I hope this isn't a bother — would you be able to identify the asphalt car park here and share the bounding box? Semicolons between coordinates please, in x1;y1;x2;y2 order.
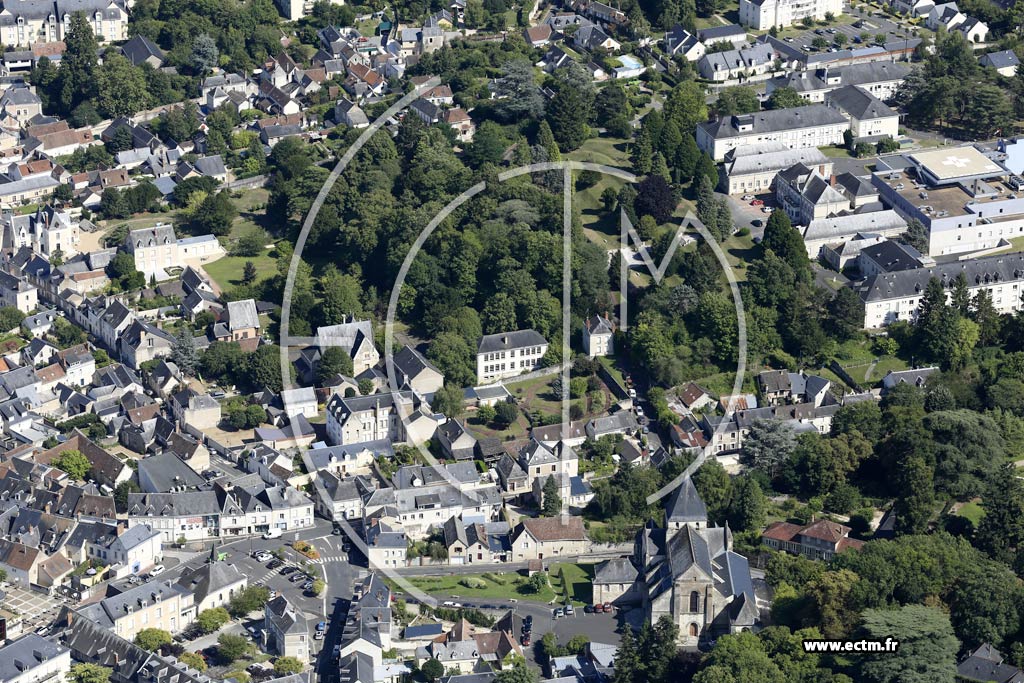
782;13;918;54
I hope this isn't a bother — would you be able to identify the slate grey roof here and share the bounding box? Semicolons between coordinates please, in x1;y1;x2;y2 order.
303;440;393;471
176;561;245;605
826;84;897;121
698;105;848;140
803;210;906;242
665;477;707;524
980;49;1020;70
138;453;206;493
477;329;547;354
699;43;773;75
593;557;638;584
858;252;1024;302
767;61;911;94
957;644;1024;683
120;34;165;66
0;634;68;682
860;240;925;273
697;24;745;40
393;345;441;383
109;523;159;553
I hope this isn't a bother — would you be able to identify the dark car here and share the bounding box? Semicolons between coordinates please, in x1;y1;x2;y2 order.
268;559;284;569
280;566;297;575
751;219;763;227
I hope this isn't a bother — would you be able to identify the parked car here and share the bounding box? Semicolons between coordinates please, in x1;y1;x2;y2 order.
281;566;297;575
268;559;283;570
762;206;774;214
593;604;604;613
564;604;574;615
553;608;564;619
751;199;764;206
289;573;306;583
151;564;165;576
603;602;613;612
524;615;533;627
521;634;531;646
741;194;754;201
303;581;314;591
751;219;763;227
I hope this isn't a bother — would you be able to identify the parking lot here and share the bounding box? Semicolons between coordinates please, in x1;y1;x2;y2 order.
3;586;64;632
778;10;920;55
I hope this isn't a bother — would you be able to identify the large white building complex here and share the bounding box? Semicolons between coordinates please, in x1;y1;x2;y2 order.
872;146;1024;257
857;252;1024;328
697;106;849;161
739;0;843;29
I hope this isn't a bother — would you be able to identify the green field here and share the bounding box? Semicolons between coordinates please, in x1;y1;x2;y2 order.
203;252;277;291
403;572;558;603
551;562;594;605
955;501;984;525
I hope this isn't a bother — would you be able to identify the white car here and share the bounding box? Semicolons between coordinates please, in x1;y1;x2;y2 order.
741;194;754;201
635;406;644;418
628;388;637;399
150;564;165;576
762;206;774;214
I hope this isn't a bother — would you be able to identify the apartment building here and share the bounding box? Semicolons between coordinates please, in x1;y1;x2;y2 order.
739;0;843;29
0;0;128;47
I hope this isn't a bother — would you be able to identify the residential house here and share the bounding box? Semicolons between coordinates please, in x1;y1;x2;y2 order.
436;420;477;460
120;35;165;67
317;319;380;376
761;518;864;560
664;25;706;61
264;593;307;659
393;345;444;395
980;49;1020;76
697;43;776;83
510;516;589;562
582;313;615;357
169;387;221;430
175;561;248;612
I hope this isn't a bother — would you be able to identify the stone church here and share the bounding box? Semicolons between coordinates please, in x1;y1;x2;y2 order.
594;477;760;646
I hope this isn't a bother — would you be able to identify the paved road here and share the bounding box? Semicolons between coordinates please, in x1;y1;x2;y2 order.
392;550;631;577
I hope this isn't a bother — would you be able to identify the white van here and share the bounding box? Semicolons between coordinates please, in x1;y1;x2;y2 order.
263;528;283;539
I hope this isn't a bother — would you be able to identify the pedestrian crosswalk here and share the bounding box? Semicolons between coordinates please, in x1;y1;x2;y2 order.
309;553;350;565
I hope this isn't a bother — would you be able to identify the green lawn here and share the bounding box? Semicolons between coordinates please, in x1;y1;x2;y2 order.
551;563;594;605
955;501;984;525
721;232;757;283
203;252;277;291
820;145;855;159
402;572;559;604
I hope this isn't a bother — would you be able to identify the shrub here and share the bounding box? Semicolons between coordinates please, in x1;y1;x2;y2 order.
460;577;487;589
